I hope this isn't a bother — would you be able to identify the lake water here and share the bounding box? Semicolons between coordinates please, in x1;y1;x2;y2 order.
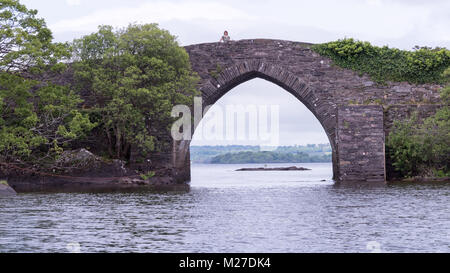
0;163;449;253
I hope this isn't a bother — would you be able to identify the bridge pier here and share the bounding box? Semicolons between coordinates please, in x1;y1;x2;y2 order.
336;105;386;183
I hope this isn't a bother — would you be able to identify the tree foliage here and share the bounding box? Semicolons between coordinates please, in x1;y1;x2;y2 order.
72;24;198;160
313;38;450;84
1;1;199;169
0;0;69;71
0;0;95;166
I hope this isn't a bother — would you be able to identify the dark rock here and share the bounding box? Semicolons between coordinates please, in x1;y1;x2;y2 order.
6;173;182;193
54;149;130;177
56;148;101;169
236;166;311;171
0;182;17;196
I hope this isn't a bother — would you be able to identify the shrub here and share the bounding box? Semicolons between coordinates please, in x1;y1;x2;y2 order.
387;68;450;177
313;38;450;84
140;171;155;180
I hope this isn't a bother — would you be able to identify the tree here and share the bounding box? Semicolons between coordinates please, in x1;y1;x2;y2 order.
0;0;68;71
419;67;450;175
0;0;95;166
72;24;198;160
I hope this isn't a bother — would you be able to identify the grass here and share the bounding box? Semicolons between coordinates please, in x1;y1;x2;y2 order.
140;171;156;180
0;180;9;186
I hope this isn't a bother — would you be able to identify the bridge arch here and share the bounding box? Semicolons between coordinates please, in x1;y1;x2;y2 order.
200;62;337;147
194;61;339;178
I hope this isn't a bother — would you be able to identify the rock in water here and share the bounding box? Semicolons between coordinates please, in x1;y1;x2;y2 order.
0;182;17;196
235;166;311;171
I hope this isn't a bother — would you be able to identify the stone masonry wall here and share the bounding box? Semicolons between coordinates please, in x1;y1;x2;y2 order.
185;39;442;108
336;105;386;182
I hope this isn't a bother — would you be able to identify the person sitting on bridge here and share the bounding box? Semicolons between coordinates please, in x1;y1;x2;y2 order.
220;31;231;43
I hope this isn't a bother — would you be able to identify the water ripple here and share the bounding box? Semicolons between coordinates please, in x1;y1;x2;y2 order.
0;163;449;252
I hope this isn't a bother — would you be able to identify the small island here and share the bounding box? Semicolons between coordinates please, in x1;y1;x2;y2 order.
235;166;311;171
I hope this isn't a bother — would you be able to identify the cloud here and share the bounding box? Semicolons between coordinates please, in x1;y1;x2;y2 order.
49;0;450;49
51;1;254;34
66;0;81;6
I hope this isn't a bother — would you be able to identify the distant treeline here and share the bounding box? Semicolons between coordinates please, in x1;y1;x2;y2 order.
190;144;332;163
210;151;331;164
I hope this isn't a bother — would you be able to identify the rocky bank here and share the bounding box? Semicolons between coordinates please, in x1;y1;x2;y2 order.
0;149;189;193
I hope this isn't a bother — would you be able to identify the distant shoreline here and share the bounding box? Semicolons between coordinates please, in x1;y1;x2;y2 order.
190;145;332;164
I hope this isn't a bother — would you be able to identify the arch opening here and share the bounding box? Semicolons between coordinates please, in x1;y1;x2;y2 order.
188;75;337;183
202;70;337;150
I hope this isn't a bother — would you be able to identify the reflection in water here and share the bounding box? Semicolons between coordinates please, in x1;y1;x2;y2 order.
0;163;449;253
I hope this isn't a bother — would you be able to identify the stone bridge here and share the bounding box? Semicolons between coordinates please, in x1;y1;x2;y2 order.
166;39;442;185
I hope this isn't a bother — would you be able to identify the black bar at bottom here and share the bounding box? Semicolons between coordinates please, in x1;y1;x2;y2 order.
0;253;444;272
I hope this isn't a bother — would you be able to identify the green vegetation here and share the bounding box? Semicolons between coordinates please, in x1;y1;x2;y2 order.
0;0;69;71
210;64;223;79
0;0;94;166
387;68;450;178
72;24;198;160
313;38;450;84
191;144;332;163
140;171;155;180
191;145;260;163
0;180;8;186
0;1;198;172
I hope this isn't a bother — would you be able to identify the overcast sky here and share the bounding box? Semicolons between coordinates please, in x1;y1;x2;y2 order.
21;0;450;146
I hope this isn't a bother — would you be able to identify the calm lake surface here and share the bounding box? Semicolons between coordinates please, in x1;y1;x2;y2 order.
0;163;449;253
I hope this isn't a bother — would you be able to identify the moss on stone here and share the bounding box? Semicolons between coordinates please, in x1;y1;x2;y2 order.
210;63;223;79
